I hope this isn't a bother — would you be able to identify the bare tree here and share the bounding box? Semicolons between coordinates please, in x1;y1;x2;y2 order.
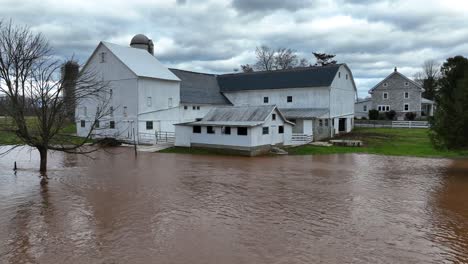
254;45;275;71
0;20;109;183
240;45;310;72
414;59;440;100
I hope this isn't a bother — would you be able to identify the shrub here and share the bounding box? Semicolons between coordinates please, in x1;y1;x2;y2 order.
405;112;416;121
368;109;379;120
385;110;397;120
361;116;368;120
378;113;387;120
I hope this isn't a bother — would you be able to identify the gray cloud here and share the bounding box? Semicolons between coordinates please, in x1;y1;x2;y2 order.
0;0;467;97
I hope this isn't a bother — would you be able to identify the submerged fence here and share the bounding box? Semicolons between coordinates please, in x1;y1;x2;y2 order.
138;131;175;145
355;120;429;129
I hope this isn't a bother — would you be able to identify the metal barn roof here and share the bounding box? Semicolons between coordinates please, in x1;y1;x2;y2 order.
279;108;329;119
102;42;180;81
169;69;231;105
217;64;342;92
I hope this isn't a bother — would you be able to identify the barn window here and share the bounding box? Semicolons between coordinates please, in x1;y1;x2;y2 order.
110;121;115;129
184;105;188;110
100;52;106;63
80;120;85;127
338;72;341;78
404;103;409;111
383;92;388;99
272;113;276;120
405;82;409;86
196;106;200;110
278;126;284;134
263;97;269;103
262;127;269;135
207;126;215;134
346;74;348;80
363;105;367;112
383;82;388;87
319;119;323;127
287;96;293;103
404;92;409;99
83;107;87;116
222;126;231;135
237;127;248;136
193;126;201;133
109;89;113;98
325;119;329;126
110;106;114;117
95;120;100;128
168;97;173;107
123;106;128;117
146;121;153;130
147;97;152;107
193;106;196;110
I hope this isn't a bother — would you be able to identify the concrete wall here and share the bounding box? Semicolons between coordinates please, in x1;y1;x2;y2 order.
371;72;422;119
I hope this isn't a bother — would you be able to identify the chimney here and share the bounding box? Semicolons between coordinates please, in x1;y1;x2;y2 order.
394;67;397;72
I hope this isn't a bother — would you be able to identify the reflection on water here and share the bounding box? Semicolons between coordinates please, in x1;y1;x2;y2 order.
0;146;467;263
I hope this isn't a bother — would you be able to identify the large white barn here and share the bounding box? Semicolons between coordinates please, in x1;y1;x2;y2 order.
76;34;357;148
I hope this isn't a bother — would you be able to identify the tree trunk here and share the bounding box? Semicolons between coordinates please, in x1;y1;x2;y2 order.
38;147;48;185
38;147;48;173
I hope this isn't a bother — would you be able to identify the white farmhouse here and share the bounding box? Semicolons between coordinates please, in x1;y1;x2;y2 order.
76;34;357;147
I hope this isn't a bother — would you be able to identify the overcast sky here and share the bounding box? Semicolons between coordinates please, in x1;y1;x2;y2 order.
1;0;467;97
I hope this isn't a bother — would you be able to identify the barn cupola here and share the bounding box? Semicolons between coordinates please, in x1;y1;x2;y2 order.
130;34;154;55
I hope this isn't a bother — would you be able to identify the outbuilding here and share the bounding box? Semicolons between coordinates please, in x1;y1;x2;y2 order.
175;105;294;156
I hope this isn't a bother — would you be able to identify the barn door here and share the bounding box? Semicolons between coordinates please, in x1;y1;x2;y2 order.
339;118;346;132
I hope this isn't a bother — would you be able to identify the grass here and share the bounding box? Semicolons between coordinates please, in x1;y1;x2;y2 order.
161;128;468;158
287;127;468;158
0;116;80;146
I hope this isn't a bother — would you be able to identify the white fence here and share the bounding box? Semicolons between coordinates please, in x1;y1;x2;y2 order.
138;131;175;145
355;120;429;128
291;133;313;144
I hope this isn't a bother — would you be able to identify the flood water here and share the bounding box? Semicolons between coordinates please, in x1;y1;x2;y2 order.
0;146;468;263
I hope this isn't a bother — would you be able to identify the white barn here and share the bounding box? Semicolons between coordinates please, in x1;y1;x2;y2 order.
76;34;357;147
175;105;294;155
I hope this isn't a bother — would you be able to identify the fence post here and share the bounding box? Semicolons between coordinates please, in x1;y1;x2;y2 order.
409;121;412;128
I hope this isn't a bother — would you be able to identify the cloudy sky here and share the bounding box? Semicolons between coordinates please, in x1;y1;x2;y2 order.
1;0;467;97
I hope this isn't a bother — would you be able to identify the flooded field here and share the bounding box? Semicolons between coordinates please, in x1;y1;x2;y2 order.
0;146;468;263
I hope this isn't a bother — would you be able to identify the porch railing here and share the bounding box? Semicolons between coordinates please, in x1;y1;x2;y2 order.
355;120;429;128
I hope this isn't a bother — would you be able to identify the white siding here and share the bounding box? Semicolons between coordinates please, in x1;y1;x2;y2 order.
329;65;356;118
223;87;330;109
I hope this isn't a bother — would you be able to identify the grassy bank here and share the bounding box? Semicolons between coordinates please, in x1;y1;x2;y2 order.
288;127;468;158
0;116;78;145
161;128;468;158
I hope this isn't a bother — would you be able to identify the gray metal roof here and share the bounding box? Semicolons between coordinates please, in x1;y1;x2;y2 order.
421;98;435;104
178;105;293;127
169;69;231;105
217;64;342;92
278;108;329;119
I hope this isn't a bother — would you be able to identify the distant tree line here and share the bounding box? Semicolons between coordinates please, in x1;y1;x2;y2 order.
239;45;337;72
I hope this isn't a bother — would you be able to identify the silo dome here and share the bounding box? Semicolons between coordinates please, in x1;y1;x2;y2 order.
130;34;154;55
130;34;150;45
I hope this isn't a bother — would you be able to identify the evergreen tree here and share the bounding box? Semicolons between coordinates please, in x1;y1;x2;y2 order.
429;56;468;149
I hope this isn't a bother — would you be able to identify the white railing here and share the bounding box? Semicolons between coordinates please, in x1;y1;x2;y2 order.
355;120;429;128
138;131;175;145
291;133;313;144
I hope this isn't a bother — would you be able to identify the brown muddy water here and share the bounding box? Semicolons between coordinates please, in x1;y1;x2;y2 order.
0;147;468;264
